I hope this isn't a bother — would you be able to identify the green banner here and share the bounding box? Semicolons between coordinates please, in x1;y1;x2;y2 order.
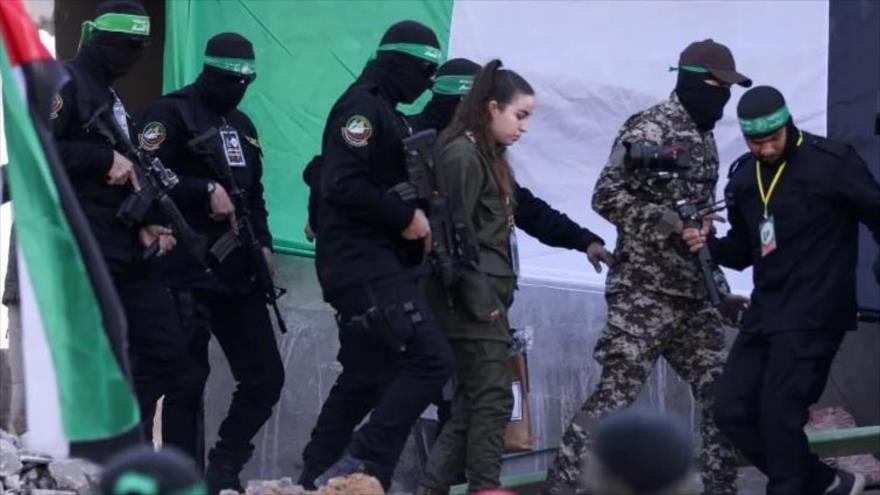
164;0;454;256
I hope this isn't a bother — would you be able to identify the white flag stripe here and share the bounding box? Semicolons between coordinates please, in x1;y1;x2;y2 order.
19;244;68;458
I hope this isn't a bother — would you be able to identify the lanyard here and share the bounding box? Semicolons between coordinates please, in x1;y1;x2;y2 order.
756;160;786;219
755;131;803;219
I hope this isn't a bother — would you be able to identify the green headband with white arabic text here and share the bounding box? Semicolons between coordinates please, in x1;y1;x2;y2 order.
204;56;257;76
377;42;441;64
739;105;791;136
79;13;150;48
432;75;474;96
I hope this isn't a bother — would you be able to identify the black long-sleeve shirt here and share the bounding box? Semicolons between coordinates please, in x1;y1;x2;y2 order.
708;132;880;333
514;184;603;251
315;80;420;294
51;56;141;272
140;85;272;291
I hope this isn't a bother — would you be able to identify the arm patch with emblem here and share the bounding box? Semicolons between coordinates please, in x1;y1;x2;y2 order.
341;115;373;148
139;121;167;151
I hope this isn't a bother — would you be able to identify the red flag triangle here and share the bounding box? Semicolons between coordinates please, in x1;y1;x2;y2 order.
0;0;53;66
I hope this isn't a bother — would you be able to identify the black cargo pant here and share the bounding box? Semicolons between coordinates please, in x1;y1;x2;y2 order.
300;271;454;488
114;267;189;439
161;288;284;465
714;329;843;495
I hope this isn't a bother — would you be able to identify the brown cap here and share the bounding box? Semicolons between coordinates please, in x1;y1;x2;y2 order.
678;39;752;87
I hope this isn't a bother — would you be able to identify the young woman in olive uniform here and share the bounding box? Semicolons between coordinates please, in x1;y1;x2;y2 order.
418;60;536;494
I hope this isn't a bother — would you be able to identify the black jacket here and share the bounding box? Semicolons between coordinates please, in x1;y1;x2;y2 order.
51;56;142;273
140;84;272;291
303;154;322;233
709;132;880;333
315;76;421;294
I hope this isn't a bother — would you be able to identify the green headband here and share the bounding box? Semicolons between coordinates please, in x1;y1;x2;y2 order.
204;56;256;76
79;13;150;48
669;65;710;74
111;472;207;495
432;75;474;96
377;42;441;64
739;105;791;136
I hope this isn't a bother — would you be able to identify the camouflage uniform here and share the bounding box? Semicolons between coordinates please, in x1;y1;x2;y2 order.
544;93;737;495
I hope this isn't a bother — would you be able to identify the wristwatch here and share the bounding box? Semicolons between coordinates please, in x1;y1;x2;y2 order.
206;181;217;195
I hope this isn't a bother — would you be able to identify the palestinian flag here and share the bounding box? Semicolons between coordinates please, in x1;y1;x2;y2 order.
0;0;141;461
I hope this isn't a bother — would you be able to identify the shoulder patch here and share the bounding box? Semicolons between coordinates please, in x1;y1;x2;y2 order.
50;94;63;120
139;121;167;151
341;115;373;148
244;135;260;149
727;151;753;178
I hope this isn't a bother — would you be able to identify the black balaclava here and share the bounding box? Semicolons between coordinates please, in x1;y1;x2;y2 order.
195;33;256;116
737;85;800;166
593;410;694;493
361;20;440;104
79;0;150;84
419;58;481;130
99;445;204;495
675;69;731;133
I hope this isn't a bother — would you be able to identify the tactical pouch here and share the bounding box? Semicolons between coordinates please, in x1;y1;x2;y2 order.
340;300;424;353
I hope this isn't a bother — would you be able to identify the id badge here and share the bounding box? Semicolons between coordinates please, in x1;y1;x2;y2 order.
759;215;777;257
220;127;246;168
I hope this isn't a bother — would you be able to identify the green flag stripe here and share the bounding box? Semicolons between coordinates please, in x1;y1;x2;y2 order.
0;40;140;440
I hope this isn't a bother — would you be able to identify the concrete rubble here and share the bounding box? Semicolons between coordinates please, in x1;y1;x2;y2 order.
223;474;385;495
0;430;100;495
2;429;385;495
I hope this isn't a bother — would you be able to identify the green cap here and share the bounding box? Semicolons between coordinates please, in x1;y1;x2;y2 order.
110;472;206;495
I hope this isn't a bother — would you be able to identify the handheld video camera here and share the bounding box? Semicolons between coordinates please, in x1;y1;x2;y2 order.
624;142;689;172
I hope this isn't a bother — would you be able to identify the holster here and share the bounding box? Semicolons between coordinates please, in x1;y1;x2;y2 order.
337;299;425;353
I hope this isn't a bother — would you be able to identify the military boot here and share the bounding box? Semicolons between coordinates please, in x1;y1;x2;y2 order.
204;447;251;494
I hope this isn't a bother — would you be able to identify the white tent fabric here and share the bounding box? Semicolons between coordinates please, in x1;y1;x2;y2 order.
448;0;829;294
